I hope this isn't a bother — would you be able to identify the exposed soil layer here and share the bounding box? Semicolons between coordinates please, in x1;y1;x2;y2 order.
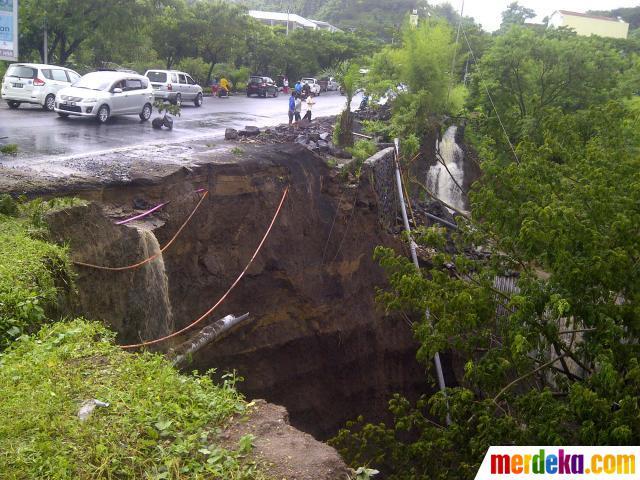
220;399;351;480
45;143;430;440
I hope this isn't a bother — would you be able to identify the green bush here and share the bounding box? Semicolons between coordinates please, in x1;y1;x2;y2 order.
362;120;394;141
344;140;379;178
177;57;210;86
211;62;235;81
229;67;250;90
0;194;18;217
0;320;267;479
0;215;72;349
349;139;378;162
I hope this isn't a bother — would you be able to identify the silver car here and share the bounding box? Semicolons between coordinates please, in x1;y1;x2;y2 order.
144;69;204;107
1;63;81;111
54;71;154;124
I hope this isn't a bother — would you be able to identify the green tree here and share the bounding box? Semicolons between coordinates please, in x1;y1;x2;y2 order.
149;0;198;69
334;61;360;148
467;26;630;158
499;1;535;31
333;102;640;480
190;1;251;83
332;22;640;480
19;0;162;64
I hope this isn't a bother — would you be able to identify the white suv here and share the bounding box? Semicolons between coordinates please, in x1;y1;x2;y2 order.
1;63;81;111
144;69;204;107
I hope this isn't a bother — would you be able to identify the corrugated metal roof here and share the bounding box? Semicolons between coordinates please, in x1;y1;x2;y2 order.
248;10;318;29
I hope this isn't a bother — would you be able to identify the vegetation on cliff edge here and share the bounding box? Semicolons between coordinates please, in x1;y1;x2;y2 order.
0;320;266;479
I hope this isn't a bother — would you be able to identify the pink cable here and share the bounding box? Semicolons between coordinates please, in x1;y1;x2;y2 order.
120;186;290;350
115;202;169;225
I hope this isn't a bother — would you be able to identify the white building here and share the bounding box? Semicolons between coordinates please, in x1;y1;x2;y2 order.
548;10;629;39
309;19;343;33
248;10;341;33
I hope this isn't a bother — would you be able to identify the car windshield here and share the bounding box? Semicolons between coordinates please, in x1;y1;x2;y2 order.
249;77;263;84
146;71;167;82
302;78;314;83
6;65;37;79
72;73;116;91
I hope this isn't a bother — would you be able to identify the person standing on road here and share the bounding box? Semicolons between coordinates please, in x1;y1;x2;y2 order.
302;82;311;99
283;77;289;94
303;95;315;121
288;92;296;125
294;94;302;122
295;81;302;95
219;77;231;97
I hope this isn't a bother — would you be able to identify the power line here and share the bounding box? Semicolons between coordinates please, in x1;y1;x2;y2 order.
460;25;520;165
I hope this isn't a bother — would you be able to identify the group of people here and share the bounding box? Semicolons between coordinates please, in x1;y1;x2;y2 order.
288;90;315;125
210;77;231;97
283;77;313;98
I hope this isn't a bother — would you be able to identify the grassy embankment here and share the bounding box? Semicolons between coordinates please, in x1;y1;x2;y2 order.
0;196;266;479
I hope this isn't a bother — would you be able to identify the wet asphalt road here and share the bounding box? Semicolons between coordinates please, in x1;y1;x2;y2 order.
0;90;351;161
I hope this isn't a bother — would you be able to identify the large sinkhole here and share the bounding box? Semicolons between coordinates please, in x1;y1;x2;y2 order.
46;145;435;439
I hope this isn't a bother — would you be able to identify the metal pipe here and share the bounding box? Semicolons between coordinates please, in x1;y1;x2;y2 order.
394;139;419;267
394;138;451;425
172;313;250;368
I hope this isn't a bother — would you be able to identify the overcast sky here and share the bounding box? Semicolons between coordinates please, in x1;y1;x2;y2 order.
431;0;640;31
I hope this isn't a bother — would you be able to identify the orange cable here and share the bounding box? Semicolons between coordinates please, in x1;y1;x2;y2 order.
120;186;290;350
73;191;209;271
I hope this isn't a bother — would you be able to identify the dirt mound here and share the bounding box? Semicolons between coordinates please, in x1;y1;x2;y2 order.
221;400;350;480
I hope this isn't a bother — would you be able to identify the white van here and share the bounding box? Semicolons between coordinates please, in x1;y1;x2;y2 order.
1;63;81;111
144;69;204;107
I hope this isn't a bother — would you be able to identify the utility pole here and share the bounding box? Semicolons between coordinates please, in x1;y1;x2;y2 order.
43;15;48;64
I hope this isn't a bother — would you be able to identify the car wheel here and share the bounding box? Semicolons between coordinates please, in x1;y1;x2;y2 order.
139;103;152;121
273;89;278;98
7;101;20;109
97;104;110;124
57;112;69;118
174;93;182;107
194;92;203;107
247;92;251;97
44;94;56;112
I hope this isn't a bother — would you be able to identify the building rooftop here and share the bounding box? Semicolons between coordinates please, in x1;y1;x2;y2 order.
309;19;343;32
248;10;318;29
555;10;627;23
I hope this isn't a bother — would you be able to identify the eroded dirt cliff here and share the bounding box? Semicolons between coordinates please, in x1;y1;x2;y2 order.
46;144;429;440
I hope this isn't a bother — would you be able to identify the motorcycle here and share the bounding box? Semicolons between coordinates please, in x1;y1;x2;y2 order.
217;87;229;98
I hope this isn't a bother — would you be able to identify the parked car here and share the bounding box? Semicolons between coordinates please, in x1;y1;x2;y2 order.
247;76;278;98
301;78;321;96
144;69;204;107
1;63;81;111
54;71;154;124
318;77;339;92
